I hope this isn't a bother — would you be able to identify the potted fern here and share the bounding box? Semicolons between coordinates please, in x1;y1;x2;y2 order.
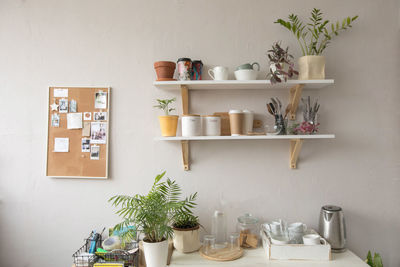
109;172;196;267
172;194;201;253
275;8;358;80
154;98;178;137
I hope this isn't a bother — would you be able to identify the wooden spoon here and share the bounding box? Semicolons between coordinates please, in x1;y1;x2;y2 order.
284;103;292;119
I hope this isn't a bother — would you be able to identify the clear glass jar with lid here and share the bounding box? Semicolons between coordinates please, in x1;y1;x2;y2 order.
236;213;259;248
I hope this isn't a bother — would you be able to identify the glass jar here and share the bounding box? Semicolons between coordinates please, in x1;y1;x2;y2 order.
211;210;227;248
236;213;259;248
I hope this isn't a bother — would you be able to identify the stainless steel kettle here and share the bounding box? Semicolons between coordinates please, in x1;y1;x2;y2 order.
319;205;346;252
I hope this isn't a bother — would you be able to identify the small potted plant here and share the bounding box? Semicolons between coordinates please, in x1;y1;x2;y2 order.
172;194;201;253
267;41;298;84
366;251;383;267
109;172;196;267
275;8;358;80
154;61;176;81
154;98;178;137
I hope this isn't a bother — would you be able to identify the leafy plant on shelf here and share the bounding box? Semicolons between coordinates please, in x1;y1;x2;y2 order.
172;194;199;229
366;251;383;267
267;41;298;84
275;8;358;55
109;171;197;243
154;98;176;116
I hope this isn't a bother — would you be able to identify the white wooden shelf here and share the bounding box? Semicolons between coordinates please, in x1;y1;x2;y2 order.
155;134;335;141
153;79;335;170
154;79;334;90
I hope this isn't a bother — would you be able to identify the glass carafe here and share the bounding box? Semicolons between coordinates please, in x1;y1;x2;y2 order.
211;210;227;248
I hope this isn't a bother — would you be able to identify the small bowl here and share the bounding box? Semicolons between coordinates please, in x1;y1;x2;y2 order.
234;69;258;80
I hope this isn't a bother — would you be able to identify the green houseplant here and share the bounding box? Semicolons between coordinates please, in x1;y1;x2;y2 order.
109;172;196;267
267;41;298;84
366;251;383;267
171;195;201;253
275;8;358;80
154;98;178;137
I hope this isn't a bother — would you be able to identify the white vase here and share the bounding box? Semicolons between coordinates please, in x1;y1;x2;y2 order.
173;226;201;253
269;63;285;80
298;55;325;80
142;239;168;267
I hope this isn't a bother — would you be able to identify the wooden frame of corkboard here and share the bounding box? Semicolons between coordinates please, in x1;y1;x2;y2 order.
46;86;110;179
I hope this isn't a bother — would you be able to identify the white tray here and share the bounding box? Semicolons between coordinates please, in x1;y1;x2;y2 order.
261;229;331;261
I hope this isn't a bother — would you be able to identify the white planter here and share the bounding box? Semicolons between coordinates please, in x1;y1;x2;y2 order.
202;115;221;136
142;239;168;267
173;226;201;253
298;56;325;80
182;115;201;136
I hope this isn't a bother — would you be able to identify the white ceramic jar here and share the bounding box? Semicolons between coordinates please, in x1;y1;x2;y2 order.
182;115;201;136
202;115;221;136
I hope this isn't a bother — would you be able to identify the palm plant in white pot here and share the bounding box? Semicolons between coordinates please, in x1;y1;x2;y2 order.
109;172;196;267
275;8;358;80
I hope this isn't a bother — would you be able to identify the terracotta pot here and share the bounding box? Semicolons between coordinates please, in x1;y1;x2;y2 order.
173;225;201;253
158;115;178;137
154;61;176;81
298;56;325;80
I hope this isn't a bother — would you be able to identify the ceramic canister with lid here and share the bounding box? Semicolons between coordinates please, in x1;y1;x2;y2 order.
228;110;244;136
202;115;221;136
182;114;201;136
237;213;259;248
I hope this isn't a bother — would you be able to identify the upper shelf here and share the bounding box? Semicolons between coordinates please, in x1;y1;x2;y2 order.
155;134;335;141
153;79;334;90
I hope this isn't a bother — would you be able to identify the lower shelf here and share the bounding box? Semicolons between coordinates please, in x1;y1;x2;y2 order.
155;134;335;141
155;134;335;170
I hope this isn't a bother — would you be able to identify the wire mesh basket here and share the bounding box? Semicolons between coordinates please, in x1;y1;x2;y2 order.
72;232;103;267
97;242;139;267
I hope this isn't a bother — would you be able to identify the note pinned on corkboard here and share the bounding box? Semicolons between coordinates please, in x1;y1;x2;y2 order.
46;87;110;179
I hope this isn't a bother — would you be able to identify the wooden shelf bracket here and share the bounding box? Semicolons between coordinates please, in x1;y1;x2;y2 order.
290;139;303;169
181;85;190;171
181;140;190;171
289;84;304;120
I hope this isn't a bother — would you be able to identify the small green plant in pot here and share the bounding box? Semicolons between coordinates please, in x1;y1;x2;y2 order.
172;193;201;253
275;8;358;80
154;98;178;137
109;172;196;267
366;251;383;267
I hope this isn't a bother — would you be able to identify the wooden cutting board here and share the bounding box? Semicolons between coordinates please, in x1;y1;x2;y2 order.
213;112;230;136
199;246;244;261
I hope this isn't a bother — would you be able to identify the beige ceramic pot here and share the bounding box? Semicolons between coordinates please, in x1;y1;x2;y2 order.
172;225;201;253
158;115;178;137
298;55;325;80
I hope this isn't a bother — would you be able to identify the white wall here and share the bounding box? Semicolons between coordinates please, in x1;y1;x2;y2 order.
0;0;399;266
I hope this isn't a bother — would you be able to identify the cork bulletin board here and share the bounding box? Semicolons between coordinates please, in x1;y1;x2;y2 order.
46;86;110;179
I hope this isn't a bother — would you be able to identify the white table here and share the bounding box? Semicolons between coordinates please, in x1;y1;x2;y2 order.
169;248;369;267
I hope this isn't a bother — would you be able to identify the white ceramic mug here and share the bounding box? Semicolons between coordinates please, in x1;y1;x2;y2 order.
208;66;229;80
302;234;326;245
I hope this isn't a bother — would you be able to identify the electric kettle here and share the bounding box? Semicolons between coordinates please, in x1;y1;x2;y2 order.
319;205;346;252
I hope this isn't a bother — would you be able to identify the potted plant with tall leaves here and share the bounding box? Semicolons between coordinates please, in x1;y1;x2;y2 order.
275;8;358;80
154;98;178;137
172;194;201;253
109;172;196;267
